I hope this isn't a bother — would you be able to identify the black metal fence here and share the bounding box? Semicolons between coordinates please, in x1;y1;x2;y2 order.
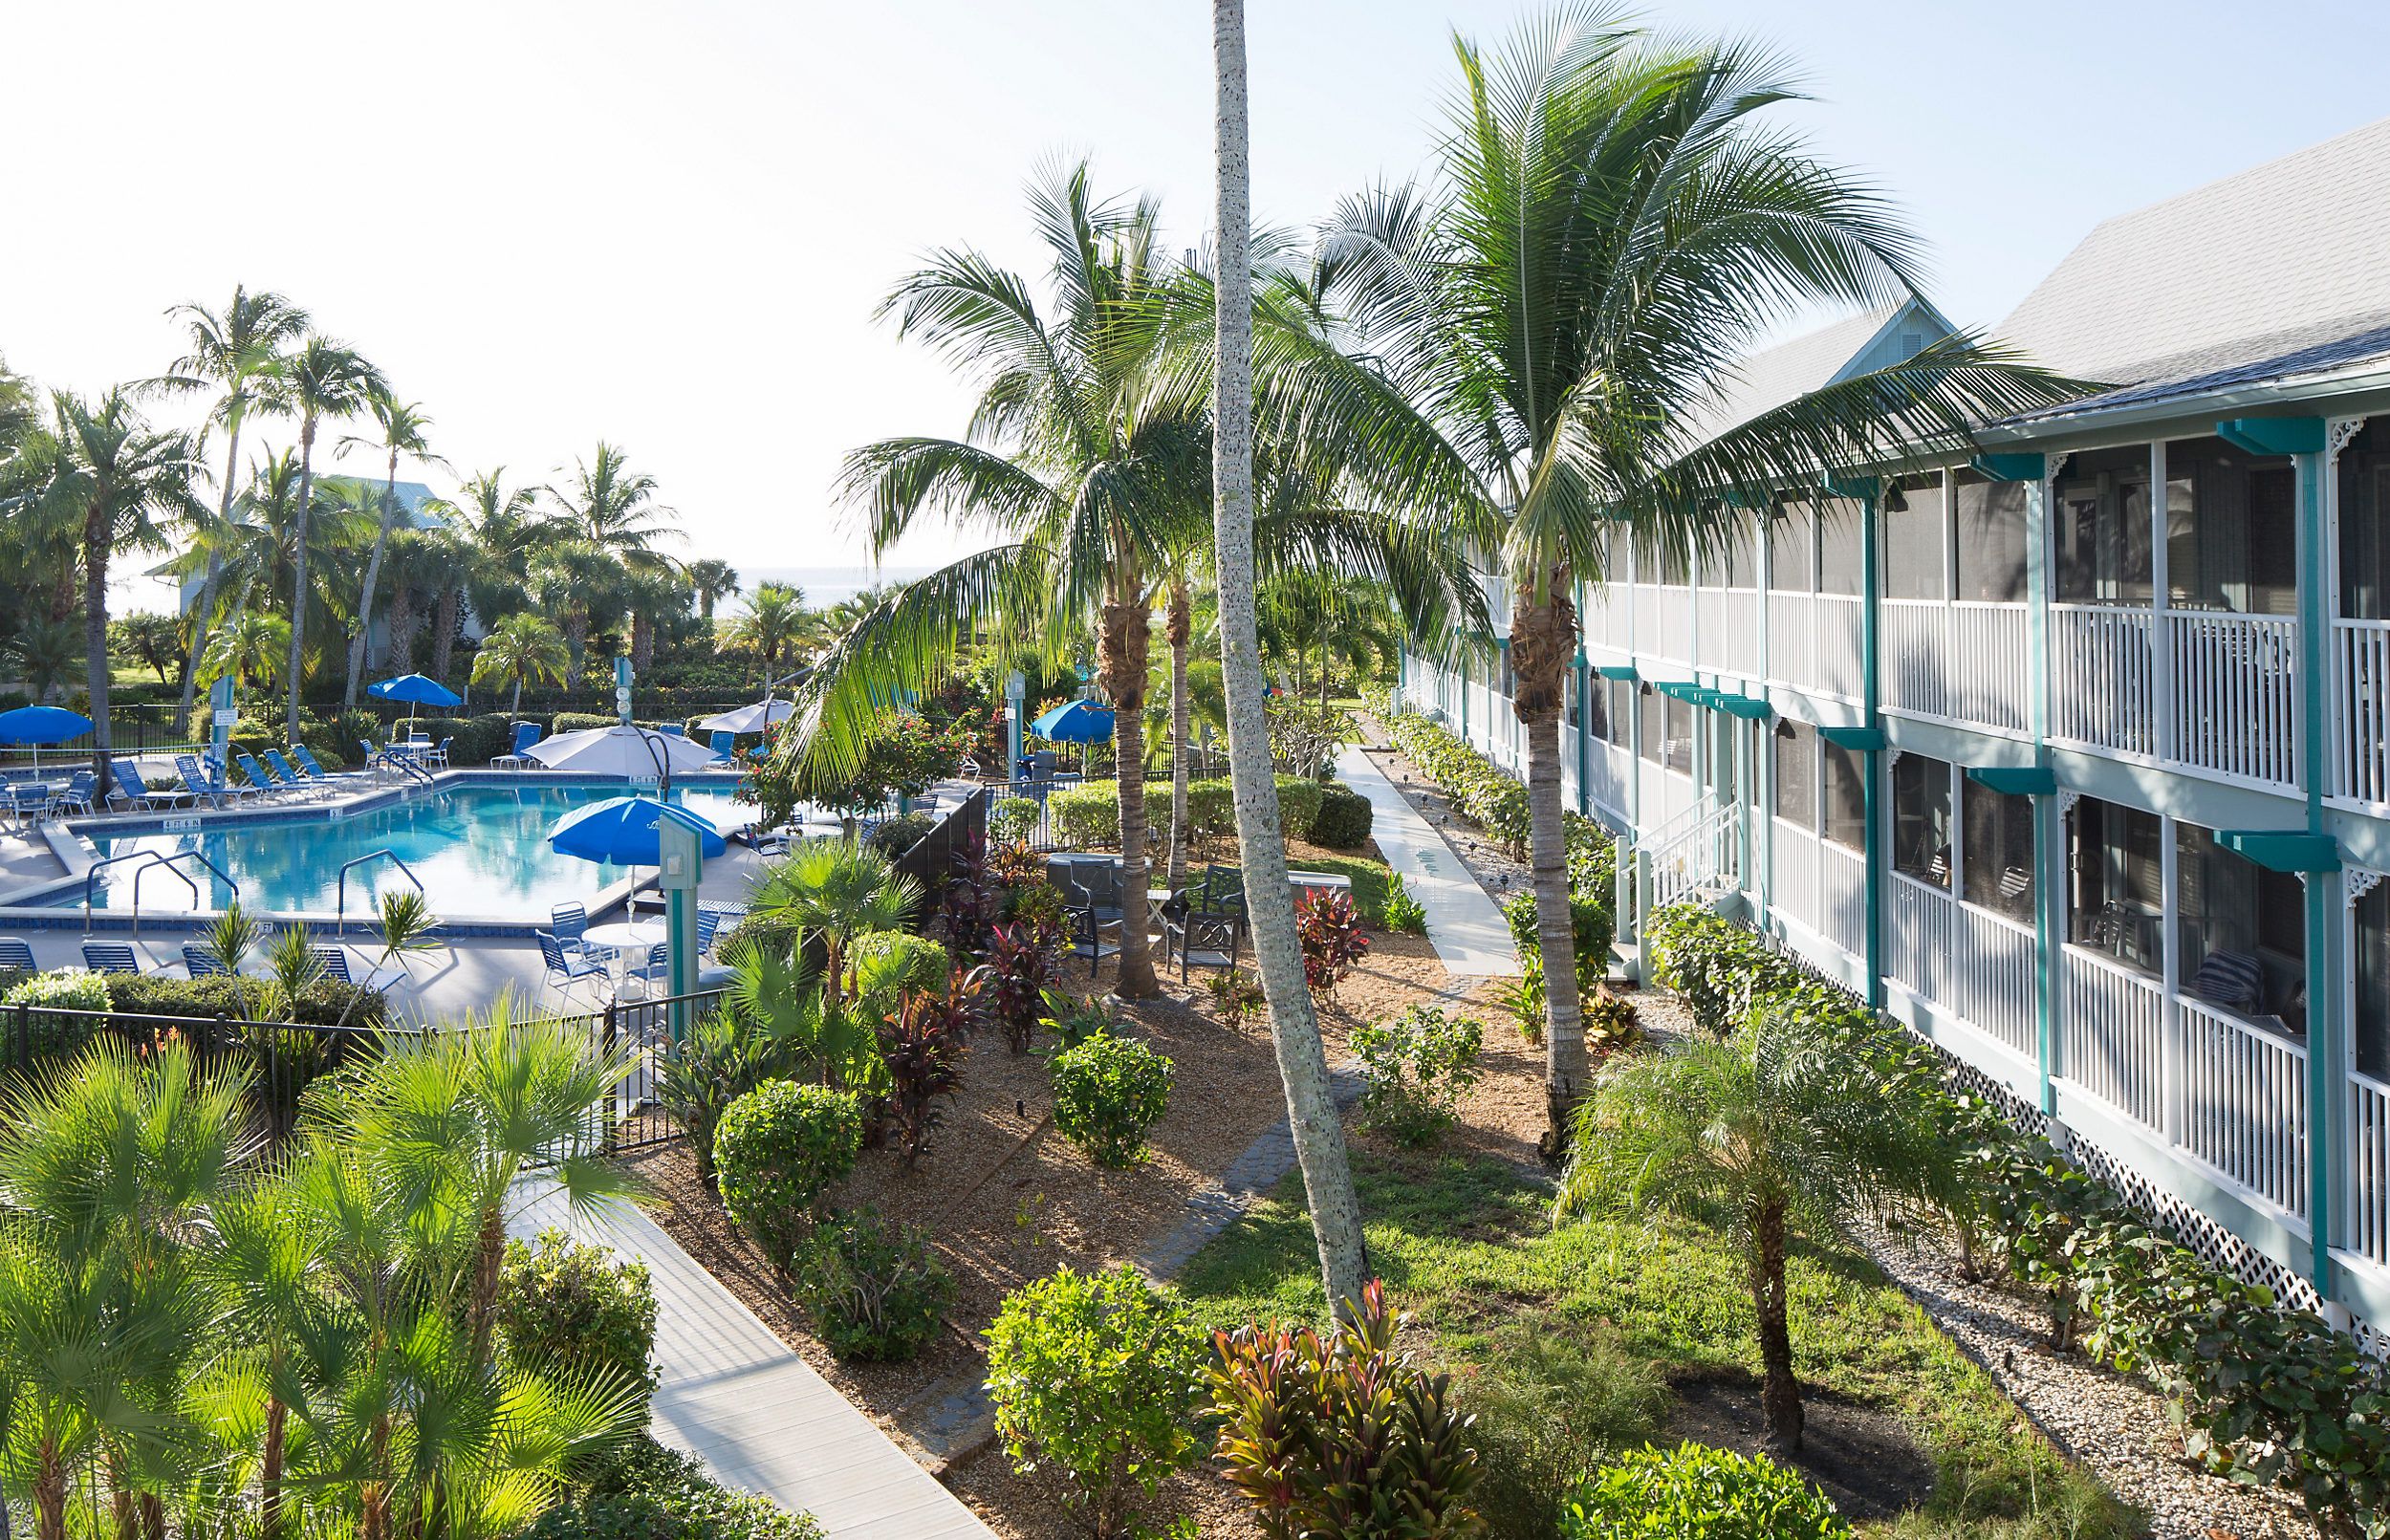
892;785;989;900
0;703;204;774
552;986;728;1158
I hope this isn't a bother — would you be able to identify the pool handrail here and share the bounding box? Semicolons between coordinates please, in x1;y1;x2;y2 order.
84;850;196;936
337;848;427;936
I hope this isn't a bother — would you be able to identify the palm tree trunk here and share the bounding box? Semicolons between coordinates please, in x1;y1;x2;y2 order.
468;1203;506;1370
511;677;524;716
1513;584;1587;1139
1165;579;1191;889
431;586;460;683
344;449;402;707
261;1394;288;1540
1099;568;1159;999
1212;0;1366;1316
1751;1197;1804;1451
286;416;317;743
177;422;245;731
385;588;417;676
84;498;115;787
32;1442;64;1540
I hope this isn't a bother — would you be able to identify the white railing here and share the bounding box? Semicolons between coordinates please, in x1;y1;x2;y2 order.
1950;603;2032;733
2050;604;2157;755
1882;599;1948;721
2177;996;2307;1219
1771;816;1820;937
2349;1071;2390;1270
1950;902;2039;1062
1587;583;1632;652
1887;871;1952;1003
2059;944;2166;1128
2335;618;2390;806
1696;588;1759;679
1640;584;1692;663
1648;801;1742;909
1764;592;1863;702
2165;611;2298;789
1821;838;1867;959
1586;741;1632;817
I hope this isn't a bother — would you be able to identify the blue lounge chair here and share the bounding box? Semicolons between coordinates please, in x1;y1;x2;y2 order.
80;942;142;974
263;749;328;800
697;906;726;956
659;723;685;738
235;752;298;801
174;755;230;810
0;938;36;971
291;745;364;790
182;944;231;978
109;760;189;812
311;945;353;984
491;722;543;771
536;931;608;1007
707;730;737;764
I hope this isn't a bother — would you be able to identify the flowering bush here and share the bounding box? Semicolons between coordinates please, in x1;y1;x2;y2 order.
1294;888;1370;997
2;968;112;1061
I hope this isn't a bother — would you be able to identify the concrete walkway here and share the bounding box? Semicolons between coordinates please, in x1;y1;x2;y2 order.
1335;747;1517;976
511;1182;996;1540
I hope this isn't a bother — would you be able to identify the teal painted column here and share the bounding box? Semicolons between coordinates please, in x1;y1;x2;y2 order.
2297;445;2339;1293
1860;486;1886;1009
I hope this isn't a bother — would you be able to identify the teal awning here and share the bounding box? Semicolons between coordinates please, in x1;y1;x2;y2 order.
1817;725;1888;751
1710;694;1773;721
2216;417;2325;457
2215;830;2341;873
1655;681;1716;706
1966;765;2057;796
1595;663;1639;682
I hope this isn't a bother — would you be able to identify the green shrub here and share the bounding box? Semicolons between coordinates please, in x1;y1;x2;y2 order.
990;795;1041;844
714;1083;863;1262
791;1206;954;1362
1305;782;1373;849
985;1266;1207;1538
1272;774;1324;838
448;711;522;767
523;1436;824;1540
845;930;950;1006
716;911;803;967
1380;704;1620;872
1182;777;1237;842
1352;1004;1484;1147
1559;1441;1848;1539
1503;889;1614;993
1381;872;1428;935
2;969;111;1061
102;972;387;1029
1048;780;1119;848
1461;1323;1674;1540
496;1227;661;1409
552;710;619;735
865;811;934;857
1049;1033;1172;1168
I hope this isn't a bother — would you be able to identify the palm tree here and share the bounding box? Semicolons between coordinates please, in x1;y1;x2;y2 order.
10;390;206;783
547;443;679;571
110;612;185;685
621;565;690;675
440;467;552;626
2;618;82;702
153;287;312;730
1556;1010;1944;1450
469;613;569;716
339;390;441;705
265;339;386;741
750;838;920;987
723;580;807;692
528;541;621;679
1301;7;2078;1131
199;612;291;693
687;557;740;622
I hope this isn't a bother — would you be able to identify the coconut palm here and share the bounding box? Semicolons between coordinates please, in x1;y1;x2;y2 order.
620;565;689;675
1299;7;2078;1130
264;339;386;741
722;580;808;692
110;612;185;685
7;390;206;783
153;287;313;730
339;390;442;705
439;467;553;626
1208;0;1368;1312
1556;1010;1945;1450
528;541;623;679
200;612;291;694
687;558;740;622
470;613;569;716
547;443;679;572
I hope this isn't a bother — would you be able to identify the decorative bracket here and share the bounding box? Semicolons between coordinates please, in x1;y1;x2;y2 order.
2350;867;2386;908
2056;789;2082;818
2329;416;2365;466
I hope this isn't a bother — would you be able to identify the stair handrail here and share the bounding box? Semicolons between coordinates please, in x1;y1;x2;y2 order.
85;850;198;936
1649;801;1743;909
1635;790;1722;855
337;848;426;936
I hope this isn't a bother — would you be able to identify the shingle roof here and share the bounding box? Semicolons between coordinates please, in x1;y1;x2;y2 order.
1997;115;2390;397
1674;302;1933;445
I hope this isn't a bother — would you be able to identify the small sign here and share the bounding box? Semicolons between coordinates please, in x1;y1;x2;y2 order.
1005;669;1027;703
163;816;200;833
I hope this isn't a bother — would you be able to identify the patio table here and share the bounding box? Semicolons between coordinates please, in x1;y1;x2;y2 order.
584;918;668;996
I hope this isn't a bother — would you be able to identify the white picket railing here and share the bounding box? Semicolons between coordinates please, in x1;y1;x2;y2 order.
2349;1071;2390;1270
1645;584;1693;663
1881;599;1949;721
1586;741;1632;818
2178;996;2308;1220
1585;583;1633;652
1771;816;1821;937
1821;838;1867;959
1648;801;1742;909
1887;871;1953;1003
2165;611;2298;789
2335;618;2390;806
1765;592;1863;702
2059;944;2166;1128
1949;602;2032;733
1696;588;1759;679
2050;604;2158;755
1950;902;2039;1062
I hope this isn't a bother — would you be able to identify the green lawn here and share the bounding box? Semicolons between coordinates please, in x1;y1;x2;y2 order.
1174;1148;2139;1538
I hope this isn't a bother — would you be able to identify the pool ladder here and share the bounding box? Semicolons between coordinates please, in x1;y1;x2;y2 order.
337;848;427;936
84;848;239;936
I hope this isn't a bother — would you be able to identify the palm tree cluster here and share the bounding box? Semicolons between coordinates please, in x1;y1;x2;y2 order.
0;1011;638;1540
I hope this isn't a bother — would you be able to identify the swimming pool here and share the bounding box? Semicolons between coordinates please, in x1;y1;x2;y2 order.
76;780;751;922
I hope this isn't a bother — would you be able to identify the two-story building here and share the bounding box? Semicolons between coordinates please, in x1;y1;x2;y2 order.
1401;117;2390;1335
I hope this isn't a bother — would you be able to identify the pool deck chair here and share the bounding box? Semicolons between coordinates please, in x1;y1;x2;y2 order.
173;755;225;809
0;939;35;972
236;752;302;802
536;931;609;1008
291;745;367;791
263;749;330;800
182;944;232;978
109;760;191;813
80;942;146;974
491;723;543;770
707;730;736;764
54;770;98;818
550;902;615;962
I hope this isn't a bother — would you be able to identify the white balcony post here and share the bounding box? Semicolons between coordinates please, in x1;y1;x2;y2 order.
2149;441;2173;763
2032;460;2061;1115
2160;814;2183;1147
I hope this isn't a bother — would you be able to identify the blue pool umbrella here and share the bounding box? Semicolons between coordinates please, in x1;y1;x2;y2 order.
1029;699;1115;743
0;705;94;775
547;796;727;866
368;673;463;734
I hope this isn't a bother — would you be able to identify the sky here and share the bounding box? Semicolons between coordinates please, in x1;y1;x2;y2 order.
6;0;2388;615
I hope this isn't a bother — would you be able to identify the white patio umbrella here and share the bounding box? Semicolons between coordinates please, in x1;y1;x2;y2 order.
694;698;796;735
524;725;723;781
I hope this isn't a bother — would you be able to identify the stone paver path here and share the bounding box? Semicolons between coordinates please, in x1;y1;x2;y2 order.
1335;747;1518;976
510;1182;995;1540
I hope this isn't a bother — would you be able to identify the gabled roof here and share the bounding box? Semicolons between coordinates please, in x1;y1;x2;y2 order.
1674;298;1950;445
1997;115;2390;405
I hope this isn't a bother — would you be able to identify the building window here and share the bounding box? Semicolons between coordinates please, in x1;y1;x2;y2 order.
1817;497;1865;596
2068;796;2163;973
1961;781;2036;922
2340;419;2390;620
2055;445;2153;606
1768;503;1814;593
1606;679;1633;747
2165;437;2298;616
1639;684;1663;766
1883;474;1946;601
1891;753;1952;886
1497;645;1515;698
1663;697;1693;774
1773;720;1814;829
1820;736;1867;849
2176;824;2306;1032
1570;670;1589;737
2358;880;2390;1079
1954;469;2030;602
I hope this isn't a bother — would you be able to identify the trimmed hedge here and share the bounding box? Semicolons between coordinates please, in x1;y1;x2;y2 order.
525;1437;824;1540
1306;783;1373;849
1379;704;1613;895
1044;776;1327;852
0;970;388;1031
1644;903;2390;1534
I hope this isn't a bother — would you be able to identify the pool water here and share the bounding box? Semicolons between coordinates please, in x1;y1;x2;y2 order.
81;781;751;920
